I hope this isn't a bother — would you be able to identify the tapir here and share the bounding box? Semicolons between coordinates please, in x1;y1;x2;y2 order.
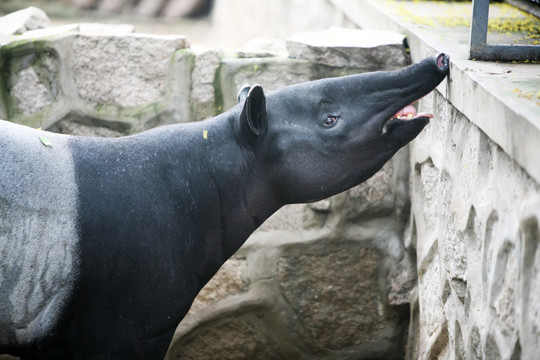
0;53;449;359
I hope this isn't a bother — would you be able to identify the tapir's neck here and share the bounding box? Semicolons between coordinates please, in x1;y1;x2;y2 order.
189;113;282;262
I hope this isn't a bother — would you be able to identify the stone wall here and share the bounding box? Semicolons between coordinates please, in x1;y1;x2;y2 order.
407;91;540;360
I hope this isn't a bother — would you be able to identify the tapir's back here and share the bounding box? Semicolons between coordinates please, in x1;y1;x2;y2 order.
0;120;79;348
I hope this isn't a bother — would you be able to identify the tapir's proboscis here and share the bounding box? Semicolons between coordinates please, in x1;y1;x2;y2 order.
0;53;449;359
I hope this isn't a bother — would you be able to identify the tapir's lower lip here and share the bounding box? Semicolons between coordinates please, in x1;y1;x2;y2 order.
379;53;449;136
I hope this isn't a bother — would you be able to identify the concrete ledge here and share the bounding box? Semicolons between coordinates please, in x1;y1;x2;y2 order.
335;0;540;183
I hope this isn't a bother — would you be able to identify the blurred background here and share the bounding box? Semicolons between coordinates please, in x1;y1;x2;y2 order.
0;0;360;47
1;0;538;47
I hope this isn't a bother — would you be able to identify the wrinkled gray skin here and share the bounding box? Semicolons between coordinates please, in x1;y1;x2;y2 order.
0;54;449;359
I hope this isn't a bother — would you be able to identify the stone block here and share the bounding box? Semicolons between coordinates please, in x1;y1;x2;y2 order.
256;204;306;232
276;241;404;357
286;28;407;69
520;216;540;360
2;39;60;123
78;23;135;35
409;91;540;360
190;46;223;121
12;64;55;117
236;38;288;58
169;305;294;360
218;57;312;112
0;28;191;133
188;257;249;312
417;243;444;339
71;33;187;109
0;7;50;35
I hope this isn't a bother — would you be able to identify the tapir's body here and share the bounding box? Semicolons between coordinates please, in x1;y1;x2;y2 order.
0;54;449;359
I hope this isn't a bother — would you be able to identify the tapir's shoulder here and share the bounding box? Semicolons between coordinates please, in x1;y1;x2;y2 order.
0;119;77;207
0;120;79;347
0;119;70;148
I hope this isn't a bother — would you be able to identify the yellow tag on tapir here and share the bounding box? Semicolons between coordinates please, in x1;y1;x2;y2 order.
203;130;208;140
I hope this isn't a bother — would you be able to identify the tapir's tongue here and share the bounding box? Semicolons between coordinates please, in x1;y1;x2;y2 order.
394;104;417;119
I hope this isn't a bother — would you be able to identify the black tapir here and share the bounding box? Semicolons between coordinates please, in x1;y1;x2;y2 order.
0;53;449;359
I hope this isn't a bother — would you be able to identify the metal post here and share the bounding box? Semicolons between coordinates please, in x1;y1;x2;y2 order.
469;0;540;61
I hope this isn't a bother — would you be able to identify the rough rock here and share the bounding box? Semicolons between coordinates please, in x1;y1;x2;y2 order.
0;7;51;35
256;204;305;232
188;257;250;312
169;305;293;360
218;57;313;112
78;23;135;35
190;46;223;121
408;91;540;359
286;27;407;68
3;39;60;120
277;243;402;354
71;33;187;108
11;65;56;117
236;38;288;58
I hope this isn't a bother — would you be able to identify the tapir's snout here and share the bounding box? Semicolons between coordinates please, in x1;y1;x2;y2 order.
436;53;450;75
375;52;450;141
433;53;450;76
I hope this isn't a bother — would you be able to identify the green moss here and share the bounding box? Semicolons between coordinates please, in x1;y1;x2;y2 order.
0;39;38;120
384;1;540;44
213;61;224;115
0;36;59;110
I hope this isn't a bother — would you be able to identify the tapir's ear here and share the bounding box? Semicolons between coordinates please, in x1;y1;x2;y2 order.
236;84;268;150
237;84;251;103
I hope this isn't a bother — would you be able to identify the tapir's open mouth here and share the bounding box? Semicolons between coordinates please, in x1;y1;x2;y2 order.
382;101;433;135
380;53;449;136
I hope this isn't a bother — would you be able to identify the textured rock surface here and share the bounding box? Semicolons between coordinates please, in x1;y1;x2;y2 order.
276;244;398;352
236;38;288;58
0;19;188;133
0;7;50;35
11;61;56;117
189;46;222;121
407;91;540;360
218;57;313;112
71;33;186;108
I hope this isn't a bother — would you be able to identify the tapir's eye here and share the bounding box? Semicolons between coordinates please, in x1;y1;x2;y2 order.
323;115;338;127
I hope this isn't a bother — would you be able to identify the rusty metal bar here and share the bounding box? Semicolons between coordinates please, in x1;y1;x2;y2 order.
469;0;540;61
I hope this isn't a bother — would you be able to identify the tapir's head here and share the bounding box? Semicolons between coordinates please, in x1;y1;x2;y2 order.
234;53;450;204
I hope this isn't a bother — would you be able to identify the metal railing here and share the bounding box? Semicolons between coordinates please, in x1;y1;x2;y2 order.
470;0;540;60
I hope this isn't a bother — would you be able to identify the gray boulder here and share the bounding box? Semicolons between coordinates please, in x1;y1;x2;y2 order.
0;7;51;35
